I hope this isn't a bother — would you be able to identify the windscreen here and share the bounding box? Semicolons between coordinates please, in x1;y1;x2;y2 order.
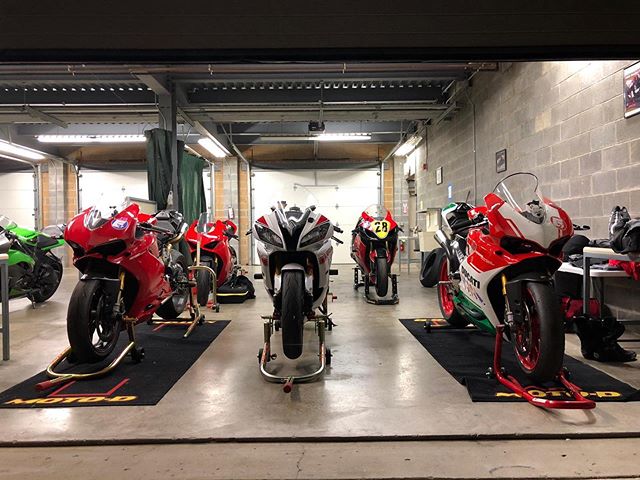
493;173;547;224
196;212;215;233
364;204;389;221
0;215;16;230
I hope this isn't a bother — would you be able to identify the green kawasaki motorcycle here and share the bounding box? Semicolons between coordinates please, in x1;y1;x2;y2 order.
0;216;64;303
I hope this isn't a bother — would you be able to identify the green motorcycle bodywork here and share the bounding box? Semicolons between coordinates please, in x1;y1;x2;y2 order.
1;222;65;301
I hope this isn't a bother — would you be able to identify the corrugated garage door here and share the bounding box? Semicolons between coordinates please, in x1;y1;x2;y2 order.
252;169;379;264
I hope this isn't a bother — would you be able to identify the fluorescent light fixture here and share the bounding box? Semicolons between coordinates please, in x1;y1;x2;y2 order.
260;133;371;142
0;140;46;160
197;137;230;158
37;134;146;144
395;135;422;157
314;133;371;142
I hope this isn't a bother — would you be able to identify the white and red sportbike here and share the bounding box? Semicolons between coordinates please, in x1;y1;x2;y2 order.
435;173;574;382
253;203;342;360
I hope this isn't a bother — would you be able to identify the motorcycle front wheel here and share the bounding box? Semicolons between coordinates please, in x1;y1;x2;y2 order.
196;260;213;307
281;270;305;359
374;257;389;297
67;279;122;363
512;282;564;382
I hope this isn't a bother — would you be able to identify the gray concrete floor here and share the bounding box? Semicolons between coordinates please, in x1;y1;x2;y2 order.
1;266;640;478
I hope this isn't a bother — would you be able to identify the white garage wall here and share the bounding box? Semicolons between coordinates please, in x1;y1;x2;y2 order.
252;169;380;264
80;170;149;210
80;169;213;212
0;172;36;229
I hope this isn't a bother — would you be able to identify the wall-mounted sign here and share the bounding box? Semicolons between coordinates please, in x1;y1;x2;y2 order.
402;202;408;214
436;166;443;185
496;149;507;173
624;61;640;119
447;184;453;200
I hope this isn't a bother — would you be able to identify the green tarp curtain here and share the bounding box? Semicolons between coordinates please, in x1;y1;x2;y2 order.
145;128;207;223
179;151;207;224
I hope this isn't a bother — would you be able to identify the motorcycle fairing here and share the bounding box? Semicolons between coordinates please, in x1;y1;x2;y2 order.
65;203;172;321
185;217;236;286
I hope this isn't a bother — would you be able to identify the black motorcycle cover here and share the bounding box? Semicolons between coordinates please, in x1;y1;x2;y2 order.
217;275;256;304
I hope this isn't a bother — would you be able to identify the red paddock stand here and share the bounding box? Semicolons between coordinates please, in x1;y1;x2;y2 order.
490;325;596;410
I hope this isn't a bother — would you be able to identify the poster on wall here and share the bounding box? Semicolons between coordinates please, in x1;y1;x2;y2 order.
436;166;443;185
624;61;640;119
496;149;507;173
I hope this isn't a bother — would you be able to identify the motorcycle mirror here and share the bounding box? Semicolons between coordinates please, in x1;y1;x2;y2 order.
310;205;316;211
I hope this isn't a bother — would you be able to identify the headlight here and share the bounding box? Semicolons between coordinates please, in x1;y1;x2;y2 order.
255;224;283;247
300;222;330;248
84;208;108;230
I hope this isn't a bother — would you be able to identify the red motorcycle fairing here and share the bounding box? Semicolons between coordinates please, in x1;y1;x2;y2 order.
65;203;172;322
351;206;399;276
185;218;236;286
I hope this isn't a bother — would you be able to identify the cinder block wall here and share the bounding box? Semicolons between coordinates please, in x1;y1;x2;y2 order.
420;60;640;319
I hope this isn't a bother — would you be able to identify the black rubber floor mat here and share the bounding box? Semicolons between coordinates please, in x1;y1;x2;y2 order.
400;319;639;403
0;320;229;408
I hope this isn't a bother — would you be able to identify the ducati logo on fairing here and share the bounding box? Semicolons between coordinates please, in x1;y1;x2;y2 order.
550;216;566;229
460;266;480;289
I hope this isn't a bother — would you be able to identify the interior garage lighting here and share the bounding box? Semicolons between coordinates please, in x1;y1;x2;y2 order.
395;135;422;156
0;140;46;160
197;137;230;158
37;134;146;144
314;133;371;141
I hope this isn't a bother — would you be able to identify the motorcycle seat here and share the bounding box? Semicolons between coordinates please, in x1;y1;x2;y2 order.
36;234;59;249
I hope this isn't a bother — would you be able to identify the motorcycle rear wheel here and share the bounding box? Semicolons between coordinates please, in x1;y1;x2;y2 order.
512;282;564;383
281;270;305;359
67;279;122;363
28;259;63;303
437;257;469;328
156;252;190;319
374;257;389;297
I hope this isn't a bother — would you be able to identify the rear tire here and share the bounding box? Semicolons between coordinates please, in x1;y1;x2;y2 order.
437;256;469;328
281;270;305;359
375;257;389;297
29;260;63;303
67;279;121;363
156;253;189;319
513;282;564;382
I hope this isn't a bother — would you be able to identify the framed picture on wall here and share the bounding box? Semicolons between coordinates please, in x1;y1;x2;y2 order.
436;166;443;185
624;61;640;119
496;149;507;173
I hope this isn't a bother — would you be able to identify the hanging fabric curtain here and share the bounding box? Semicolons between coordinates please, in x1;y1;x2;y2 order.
145;128;172;210
179;151;207;224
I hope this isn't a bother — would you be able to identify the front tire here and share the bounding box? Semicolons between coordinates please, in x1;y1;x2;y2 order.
281;270;305;359
196;261;212;307
437;256;469;328
512;282;564;382
67;279;121;363
374;257;389;297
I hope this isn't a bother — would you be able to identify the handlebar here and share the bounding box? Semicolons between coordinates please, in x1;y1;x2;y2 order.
333;225;343;234
139;222;173;236
332;236;344;245
573;224;591;231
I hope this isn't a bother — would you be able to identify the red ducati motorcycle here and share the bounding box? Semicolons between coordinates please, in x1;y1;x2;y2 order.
434;173;594;408
185;212;239;306
351;204;400;304
65;204;192;363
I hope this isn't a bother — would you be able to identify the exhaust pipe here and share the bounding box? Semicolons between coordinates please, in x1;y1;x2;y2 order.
434;230;453;259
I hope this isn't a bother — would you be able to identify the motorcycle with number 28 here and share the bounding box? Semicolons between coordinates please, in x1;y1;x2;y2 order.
351;205;400;301
435;172;574;382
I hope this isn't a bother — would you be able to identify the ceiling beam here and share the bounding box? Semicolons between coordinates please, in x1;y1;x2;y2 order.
24;105;68;128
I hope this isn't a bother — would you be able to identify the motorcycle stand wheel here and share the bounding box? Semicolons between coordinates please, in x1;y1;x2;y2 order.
131;347;145;364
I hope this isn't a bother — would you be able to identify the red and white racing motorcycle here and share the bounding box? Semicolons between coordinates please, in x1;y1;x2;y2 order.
435;173;594;408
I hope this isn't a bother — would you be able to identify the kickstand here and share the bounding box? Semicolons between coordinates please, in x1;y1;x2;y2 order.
490;325;595;410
